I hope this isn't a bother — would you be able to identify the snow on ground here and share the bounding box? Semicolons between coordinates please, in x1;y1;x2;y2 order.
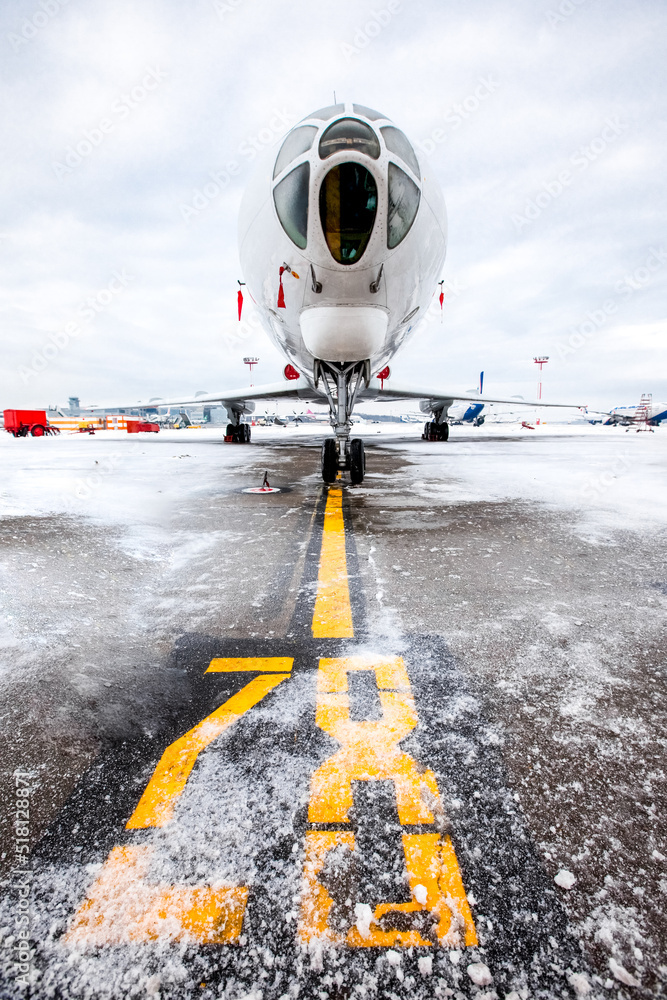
0;423;665;997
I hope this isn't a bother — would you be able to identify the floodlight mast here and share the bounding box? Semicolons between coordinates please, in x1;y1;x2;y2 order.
244;356;259;387
533;356;549;400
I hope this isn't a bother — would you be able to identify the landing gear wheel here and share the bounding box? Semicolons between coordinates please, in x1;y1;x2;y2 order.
243;423;251;443
321;438;338;483
349;438;365;485
426;421;449;441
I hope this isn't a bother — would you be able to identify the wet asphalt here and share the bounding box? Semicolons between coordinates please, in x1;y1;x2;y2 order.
0;426;665;999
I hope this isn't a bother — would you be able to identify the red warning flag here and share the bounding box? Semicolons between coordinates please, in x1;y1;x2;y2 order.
278;267;286;308
439;290;444;310
377;365;390;389
237;288;243;320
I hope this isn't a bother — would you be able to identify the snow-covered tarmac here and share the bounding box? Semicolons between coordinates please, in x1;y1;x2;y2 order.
1;423;665;998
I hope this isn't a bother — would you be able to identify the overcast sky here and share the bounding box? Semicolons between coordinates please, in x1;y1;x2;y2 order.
1;0;665;411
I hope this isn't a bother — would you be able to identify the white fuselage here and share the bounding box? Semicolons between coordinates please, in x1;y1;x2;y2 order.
238;103;447;380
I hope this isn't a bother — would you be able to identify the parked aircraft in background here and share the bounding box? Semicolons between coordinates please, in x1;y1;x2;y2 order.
587;394;666;428
448;373;487;426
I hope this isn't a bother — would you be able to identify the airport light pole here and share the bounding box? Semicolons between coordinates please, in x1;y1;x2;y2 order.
244;356;259;387
533;356;549;400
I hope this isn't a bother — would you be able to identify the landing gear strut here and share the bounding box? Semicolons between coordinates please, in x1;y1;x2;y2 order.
315;359;370;484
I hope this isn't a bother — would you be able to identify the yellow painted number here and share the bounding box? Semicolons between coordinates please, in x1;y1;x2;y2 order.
298;656;477;949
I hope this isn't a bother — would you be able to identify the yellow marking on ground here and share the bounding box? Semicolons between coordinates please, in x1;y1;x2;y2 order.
207;657;294;673
309;666;438;826
64;845;248;946
317;654;410;693
312;488;354;638
298;832;476;949
126;673;290;829
298;831;355;940
298;656;477;948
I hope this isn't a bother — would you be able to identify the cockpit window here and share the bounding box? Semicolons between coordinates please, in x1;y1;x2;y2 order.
381;126;420;178
273;126;317;179
352;104;388;121
273;162;309;249
304;104;345;121
319;162;377;265
319;118;381;160
387;163;420;248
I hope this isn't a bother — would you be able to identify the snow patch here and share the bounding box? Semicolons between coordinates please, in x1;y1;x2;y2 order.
467;961;493;986
554;869;576;889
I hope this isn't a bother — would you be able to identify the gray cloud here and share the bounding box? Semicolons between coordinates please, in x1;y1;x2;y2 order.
1;0;665;410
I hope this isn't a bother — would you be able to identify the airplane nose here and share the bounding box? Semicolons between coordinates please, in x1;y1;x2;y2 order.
300;306;388;362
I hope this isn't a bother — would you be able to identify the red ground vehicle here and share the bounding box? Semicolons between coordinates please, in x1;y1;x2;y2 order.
126;421;159;433
3;410;60;437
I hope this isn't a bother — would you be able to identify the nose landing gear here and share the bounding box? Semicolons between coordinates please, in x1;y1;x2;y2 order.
321;437;366;484
321;438;338;482
315;359;370;484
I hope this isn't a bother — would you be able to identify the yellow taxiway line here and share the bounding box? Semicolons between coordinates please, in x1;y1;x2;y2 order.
312;488;354;639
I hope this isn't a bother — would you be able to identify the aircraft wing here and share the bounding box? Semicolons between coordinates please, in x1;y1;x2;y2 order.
83;376;583;416
356;379;584;413
83;377;328;414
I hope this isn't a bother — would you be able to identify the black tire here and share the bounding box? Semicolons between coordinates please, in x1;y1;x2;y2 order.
440;421;449;441
422;422;430;440
226;423;235;438
321;438;338;483
349;438;365;484
244;423;251;443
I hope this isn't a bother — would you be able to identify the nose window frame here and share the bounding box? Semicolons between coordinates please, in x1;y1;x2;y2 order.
387;162;421;249
273;126;318;180
319;118;381;160
273;162;310;250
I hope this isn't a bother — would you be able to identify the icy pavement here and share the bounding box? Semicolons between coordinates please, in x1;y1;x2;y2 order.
0;424;665;998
